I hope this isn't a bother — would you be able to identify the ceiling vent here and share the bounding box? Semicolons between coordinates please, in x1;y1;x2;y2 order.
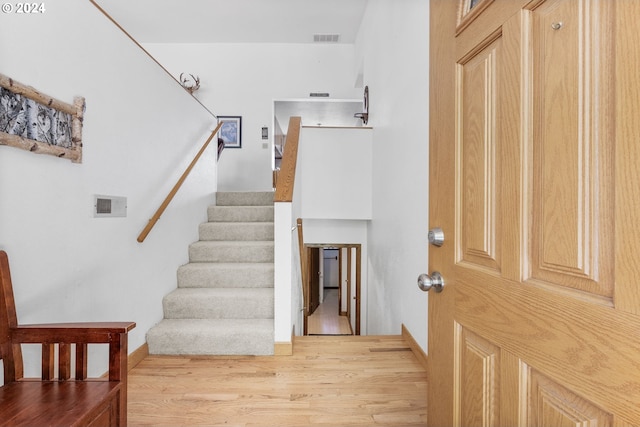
313;34;340;43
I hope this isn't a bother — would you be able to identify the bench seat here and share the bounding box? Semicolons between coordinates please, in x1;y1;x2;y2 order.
0;381;121;427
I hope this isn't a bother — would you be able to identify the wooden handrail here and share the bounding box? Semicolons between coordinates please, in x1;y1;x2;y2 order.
274;117;302;202
137;122;223;243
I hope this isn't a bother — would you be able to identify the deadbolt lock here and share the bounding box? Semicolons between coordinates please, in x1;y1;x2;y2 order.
428;227;445;247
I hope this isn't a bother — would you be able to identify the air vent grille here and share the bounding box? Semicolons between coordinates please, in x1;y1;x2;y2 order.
94;195;127;218
313;34;340;43
96;198;112;214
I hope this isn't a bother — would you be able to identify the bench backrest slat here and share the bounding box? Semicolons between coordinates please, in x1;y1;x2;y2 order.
0;250;23;383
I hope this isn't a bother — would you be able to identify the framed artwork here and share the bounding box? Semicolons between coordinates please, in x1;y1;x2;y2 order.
218;116;242;149
0;73;85;163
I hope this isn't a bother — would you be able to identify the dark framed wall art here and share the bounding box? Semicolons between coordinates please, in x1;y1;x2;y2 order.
218;116;242;149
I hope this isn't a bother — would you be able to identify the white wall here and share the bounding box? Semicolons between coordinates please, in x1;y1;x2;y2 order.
299;127;372;220
0;0;217;373
355;0;430;351
143;43;361;192
274;202;294;343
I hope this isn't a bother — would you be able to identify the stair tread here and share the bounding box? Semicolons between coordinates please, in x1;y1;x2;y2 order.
207;206;274;222
190;240;274;246
177;262;274;289
189;240;274;263
150;318;273;329
216;191;274;206
166;287;274;297
201;221;274;225
179;261;274;268
207;207;273;212
163;287;274;319
209;205;274;209
198;222;274;241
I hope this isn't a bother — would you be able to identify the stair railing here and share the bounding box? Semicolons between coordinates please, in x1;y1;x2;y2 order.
137;122;223;243
274;117;302;202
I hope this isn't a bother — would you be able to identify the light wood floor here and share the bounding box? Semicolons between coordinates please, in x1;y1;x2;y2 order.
128;335;428;426
308;288;353;335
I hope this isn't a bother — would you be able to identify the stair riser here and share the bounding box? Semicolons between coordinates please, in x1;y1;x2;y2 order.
208;206;274;222
177;264;274;288
147;332;274;356
216;191;274;207
199;222;274;241
163;295;274;319
189;244;274;263
146;319;274;356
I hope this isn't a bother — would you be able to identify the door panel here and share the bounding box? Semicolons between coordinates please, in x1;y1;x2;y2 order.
527;368;612;426
457;33;502;273
530;0;614;296
428;0;640;426
454;326;500;427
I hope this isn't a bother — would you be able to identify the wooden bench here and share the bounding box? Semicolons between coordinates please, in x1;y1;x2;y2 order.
0;250;136;426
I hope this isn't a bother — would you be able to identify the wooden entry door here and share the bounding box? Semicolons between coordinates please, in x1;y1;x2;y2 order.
428;0;640;425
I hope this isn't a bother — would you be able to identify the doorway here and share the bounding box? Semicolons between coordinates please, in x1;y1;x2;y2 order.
303;244;361;336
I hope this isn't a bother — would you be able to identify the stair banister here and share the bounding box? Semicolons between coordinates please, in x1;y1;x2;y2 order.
137;122;223;243
274;117;302;202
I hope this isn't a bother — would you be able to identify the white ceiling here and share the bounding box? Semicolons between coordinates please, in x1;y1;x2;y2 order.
94;0;369;44
92;0;369;129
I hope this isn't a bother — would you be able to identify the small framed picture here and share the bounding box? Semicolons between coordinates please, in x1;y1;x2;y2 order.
218;116;242;148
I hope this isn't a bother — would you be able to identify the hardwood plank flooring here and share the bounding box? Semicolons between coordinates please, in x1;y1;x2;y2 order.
128;335;428;426
308;289;352;335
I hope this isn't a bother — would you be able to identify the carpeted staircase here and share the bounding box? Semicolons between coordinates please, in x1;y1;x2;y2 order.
146;191;275;355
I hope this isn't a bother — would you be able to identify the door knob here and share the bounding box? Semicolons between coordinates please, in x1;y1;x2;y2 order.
417;272;444;293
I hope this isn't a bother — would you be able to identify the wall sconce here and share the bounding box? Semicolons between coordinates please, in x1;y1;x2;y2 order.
179;73;201;94
354;85;369;125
